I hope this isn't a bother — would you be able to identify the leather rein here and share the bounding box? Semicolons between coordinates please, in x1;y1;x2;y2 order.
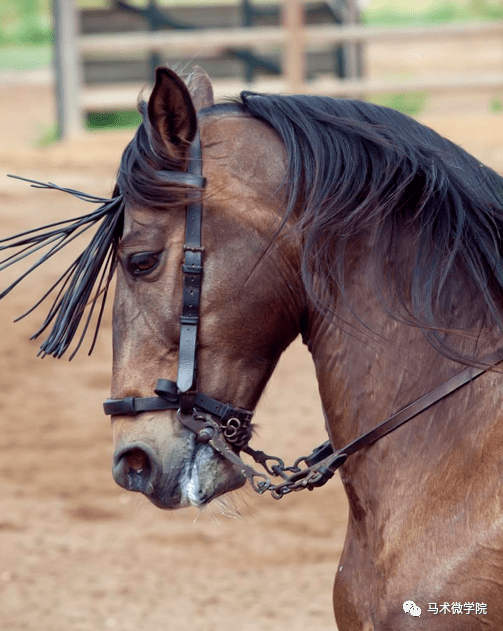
103;133;503;500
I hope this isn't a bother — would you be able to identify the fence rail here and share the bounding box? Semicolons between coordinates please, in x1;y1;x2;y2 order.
83;73;503;113
79;20;503;55
53;0;503;138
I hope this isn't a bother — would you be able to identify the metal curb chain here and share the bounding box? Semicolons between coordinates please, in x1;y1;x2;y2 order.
177;411;339;500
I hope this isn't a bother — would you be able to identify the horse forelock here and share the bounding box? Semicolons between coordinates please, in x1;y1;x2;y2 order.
237;92;503;362
116;101;196;211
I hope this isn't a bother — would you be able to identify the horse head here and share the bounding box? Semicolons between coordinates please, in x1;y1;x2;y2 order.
109;68;304;508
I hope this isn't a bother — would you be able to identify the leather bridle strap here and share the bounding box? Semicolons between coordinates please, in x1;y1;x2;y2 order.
103;384;252;420
177;133;204;407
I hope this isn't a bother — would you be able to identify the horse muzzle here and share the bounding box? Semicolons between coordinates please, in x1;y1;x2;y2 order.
112;434;246;509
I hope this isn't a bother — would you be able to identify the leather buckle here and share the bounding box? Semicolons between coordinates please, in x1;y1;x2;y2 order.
154;379;178;402
178;391;196;415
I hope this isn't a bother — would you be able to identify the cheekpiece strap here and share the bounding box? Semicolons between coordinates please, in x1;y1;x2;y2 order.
176;132;204;396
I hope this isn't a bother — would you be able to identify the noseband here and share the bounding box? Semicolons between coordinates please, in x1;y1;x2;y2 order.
103;132;503;499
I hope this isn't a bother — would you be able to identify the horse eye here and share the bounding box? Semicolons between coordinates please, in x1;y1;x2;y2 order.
127;252;160;277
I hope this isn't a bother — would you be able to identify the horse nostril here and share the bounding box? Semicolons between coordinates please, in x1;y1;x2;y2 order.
112;443;160;493
126;447;149;473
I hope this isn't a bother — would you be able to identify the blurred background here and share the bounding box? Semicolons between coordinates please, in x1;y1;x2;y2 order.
0;3;502;631
0;0;502;143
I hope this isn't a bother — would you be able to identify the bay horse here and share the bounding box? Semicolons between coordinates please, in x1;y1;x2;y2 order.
3;67;503;629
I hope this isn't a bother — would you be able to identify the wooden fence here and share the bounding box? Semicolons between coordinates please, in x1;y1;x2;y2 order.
53;0;503;139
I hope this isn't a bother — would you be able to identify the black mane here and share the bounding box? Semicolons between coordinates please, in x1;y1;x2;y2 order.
4;89;503;362
234;92;503;361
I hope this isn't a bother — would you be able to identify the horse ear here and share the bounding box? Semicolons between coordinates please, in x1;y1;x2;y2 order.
147;67;198;159
186;66;215;112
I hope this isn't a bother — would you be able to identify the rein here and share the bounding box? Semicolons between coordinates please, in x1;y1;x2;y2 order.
102;134;503;499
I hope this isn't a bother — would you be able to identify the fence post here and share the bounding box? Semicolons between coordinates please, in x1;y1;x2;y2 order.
282;0;305;93
53;0;83;139
342;0;361;80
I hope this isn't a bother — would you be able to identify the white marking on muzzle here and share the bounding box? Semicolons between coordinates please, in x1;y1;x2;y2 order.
180;444;213;507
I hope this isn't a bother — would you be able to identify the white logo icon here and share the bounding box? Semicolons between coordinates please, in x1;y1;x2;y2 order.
403;600;422;617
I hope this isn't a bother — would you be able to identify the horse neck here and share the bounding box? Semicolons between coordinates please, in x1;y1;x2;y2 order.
303;267;503;620
305;289;449;451
303;268;503;522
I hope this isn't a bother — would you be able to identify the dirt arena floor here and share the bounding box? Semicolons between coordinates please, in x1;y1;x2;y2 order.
0;36;502;631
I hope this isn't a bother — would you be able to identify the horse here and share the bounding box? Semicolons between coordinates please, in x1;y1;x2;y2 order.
3;66;503;630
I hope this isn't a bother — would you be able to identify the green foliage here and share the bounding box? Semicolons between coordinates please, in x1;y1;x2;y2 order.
0;44;50;69
489;99;503;114
86;110;142;130
0;0;51;46
368;91;428;117
34;124;59;147
363;0;503;26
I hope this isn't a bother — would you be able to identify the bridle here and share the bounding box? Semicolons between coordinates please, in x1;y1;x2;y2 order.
103;132;503;500
103;135;256;447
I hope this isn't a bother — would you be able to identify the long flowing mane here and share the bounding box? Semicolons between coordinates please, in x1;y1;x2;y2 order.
231;93;503;361
3;88;503;362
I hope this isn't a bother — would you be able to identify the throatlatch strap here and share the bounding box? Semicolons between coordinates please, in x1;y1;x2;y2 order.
177;133;204;396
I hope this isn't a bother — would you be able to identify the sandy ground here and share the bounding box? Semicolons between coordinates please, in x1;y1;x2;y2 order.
0;36;502;631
